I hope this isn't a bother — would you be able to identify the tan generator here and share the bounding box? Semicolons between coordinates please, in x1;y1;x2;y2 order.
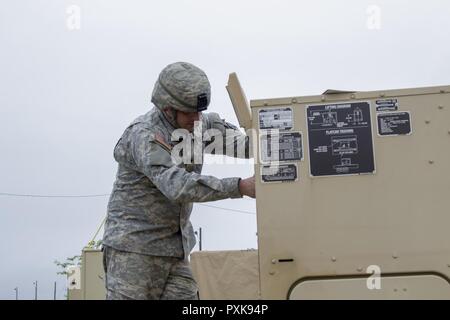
226;74;450;299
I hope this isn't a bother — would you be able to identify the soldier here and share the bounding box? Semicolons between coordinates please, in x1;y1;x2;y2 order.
102;62;255;300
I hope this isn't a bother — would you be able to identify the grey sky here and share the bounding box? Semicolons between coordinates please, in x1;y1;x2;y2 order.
1;0;449;299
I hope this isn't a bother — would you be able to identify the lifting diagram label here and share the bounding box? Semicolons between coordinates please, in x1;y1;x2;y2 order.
306;102;375;177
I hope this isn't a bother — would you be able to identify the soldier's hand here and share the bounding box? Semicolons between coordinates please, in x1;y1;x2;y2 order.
239;176;256;198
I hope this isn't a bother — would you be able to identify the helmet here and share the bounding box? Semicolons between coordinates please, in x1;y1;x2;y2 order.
151;62;211;113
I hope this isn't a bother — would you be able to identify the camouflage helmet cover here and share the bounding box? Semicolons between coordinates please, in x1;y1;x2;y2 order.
151;62;211;113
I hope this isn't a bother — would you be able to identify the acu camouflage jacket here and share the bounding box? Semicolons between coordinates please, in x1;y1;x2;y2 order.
103;107;250;258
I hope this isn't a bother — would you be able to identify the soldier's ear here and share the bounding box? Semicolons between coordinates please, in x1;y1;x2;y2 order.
162;106;175;120
172;109;179;122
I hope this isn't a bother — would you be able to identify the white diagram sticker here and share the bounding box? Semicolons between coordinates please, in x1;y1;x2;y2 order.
260;131;303;163
259;107;293;130
261;164;298;183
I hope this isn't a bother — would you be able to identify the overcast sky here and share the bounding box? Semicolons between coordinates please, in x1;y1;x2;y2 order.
1;0;449;300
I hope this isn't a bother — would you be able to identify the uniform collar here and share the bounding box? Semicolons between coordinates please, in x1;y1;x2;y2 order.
154;106;177;133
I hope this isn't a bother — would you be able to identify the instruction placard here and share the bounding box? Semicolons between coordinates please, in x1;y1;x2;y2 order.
377;112;412;136
261;164;298;183
259;107;293;130
260;131;303;163
306;102;375;177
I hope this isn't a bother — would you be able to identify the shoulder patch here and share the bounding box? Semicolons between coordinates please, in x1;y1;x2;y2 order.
153;133;173;153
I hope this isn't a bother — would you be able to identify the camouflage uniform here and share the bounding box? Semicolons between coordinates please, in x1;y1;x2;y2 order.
103;246;198;300
102;62;250;300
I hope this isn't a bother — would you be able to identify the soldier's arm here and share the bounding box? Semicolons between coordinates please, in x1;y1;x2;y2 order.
204;112;252;159
131;128;244;203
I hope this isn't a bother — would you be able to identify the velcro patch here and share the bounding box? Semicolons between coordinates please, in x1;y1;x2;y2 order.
153;133;172;152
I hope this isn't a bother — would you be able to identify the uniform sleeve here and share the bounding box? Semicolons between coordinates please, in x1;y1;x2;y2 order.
130;128;243;203
204;112;252;159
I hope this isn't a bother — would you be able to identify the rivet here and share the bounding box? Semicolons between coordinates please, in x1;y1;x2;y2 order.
271;259;277;264
438;105;444;110
447;264;450;268
425;120;430;124
264;101;268;106
394;288;398;292
269;271;275;275
448;130;450;135
350;94;355;99
403;288;407;292
291;98;297;104
357;267;363;272
331;257;337;262
429;160;434;164
380;93;386;98
321;96;326;101
440;90;446;94
392;254;398;259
